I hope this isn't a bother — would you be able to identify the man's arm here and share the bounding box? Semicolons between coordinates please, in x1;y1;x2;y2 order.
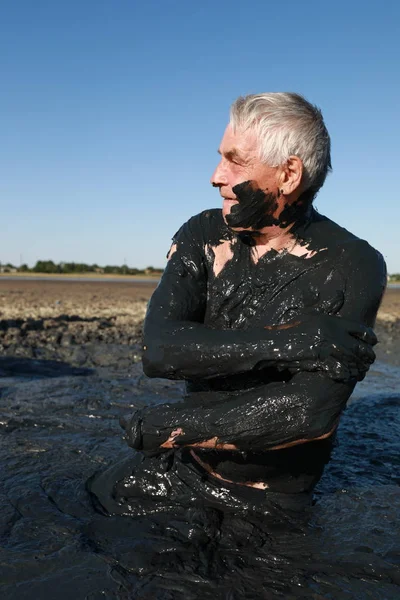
123;372;351;452
143;216;375;381
124;240;386;452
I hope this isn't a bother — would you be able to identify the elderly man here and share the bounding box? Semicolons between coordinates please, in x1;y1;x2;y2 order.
92;93;386;512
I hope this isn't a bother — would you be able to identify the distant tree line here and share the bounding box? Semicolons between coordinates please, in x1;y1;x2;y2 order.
1;260;399;281
0;260;163;276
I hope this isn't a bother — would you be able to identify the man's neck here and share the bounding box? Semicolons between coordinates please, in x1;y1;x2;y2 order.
242;228;299;261
233;203;314;261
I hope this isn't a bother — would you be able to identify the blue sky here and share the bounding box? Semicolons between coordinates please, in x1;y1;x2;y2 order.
1;0;399;272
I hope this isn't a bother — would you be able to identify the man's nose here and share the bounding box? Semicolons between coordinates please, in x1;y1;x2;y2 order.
210;161;228;187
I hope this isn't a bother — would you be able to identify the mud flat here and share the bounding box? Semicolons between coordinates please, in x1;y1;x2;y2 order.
0;280;399;599
0;279;158;370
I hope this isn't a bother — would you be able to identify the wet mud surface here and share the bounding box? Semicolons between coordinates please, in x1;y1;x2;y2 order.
0;280;400;599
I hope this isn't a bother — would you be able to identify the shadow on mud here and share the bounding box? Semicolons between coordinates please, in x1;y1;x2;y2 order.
0;356;94;378
0;314;114;332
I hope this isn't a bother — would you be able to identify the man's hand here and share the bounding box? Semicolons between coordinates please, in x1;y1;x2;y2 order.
119;411;143;449
119;412;183;452
160;428;184;448
262;313;377;381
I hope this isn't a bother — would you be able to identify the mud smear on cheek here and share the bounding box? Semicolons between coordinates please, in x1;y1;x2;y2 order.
226;181;312;231
226;181;280;229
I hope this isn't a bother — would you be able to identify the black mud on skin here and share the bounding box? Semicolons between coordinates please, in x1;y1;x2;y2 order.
225;180;312;230
226;181;280;229
91;206;387;504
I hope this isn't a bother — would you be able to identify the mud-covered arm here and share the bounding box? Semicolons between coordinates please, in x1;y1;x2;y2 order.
123;243;386;452
143;217;376;381
122;373;352;452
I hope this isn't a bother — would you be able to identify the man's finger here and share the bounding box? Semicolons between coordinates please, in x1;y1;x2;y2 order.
119;412;143;449
316;290;345;315
353;340;376;364
346;322;377;346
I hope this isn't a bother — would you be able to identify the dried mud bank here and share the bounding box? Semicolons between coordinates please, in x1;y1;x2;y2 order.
0;280;157;370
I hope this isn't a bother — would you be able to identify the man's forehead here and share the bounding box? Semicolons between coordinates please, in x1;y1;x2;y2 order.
218;124;258;156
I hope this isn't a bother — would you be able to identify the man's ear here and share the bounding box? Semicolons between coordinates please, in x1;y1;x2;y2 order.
279;156;303;196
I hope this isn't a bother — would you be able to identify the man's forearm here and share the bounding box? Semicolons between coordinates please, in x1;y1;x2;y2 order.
143;318;290;380
142;315;374;382
121;373;355;453
160;422;338;451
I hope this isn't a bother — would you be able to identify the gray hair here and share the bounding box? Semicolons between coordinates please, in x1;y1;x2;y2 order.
230;93;332;200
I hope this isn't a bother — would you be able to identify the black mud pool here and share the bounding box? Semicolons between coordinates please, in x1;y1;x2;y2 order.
1;209;399;599
0;357;399;599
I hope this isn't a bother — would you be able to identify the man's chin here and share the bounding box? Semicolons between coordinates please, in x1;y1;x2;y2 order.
222;199;239;222
222;199;260;233
222;214;261;234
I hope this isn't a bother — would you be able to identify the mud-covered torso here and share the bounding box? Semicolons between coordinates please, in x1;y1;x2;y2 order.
184;208;357;398
184;208;366;490
201;208;350;332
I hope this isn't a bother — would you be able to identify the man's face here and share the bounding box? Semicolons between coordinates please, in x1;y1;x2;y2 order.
210;124;281;228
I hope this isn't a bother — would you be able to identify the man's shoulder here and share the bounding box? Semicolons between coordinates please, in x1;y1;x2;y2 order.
309;211;386;324
315;213;386;285
310;209;359;245
188;208;224;228
311;210;385;267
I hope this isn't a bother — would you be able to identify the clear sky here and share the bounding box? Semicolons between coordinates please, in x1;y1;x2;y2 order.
1;0;399;272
